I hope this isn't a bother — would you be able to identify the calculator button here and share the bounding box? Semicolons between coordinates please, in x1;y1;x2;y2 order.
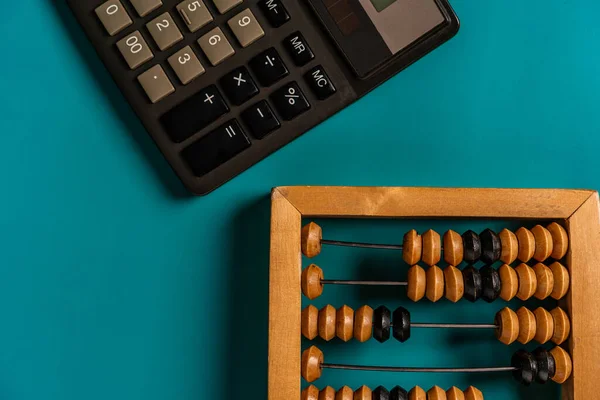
258;0;290;27
271;82;310;121
160;85;229;142
249;48;288;87
198;27;235;66
212;0;243;15
283;32;315;66
304;65;336;100
176;0;213;33
137;65;175;103
168;46;205;85
95;0;132;36
227;9;265;48
147;12;183;51
116;31;154;69
241;100;281;139
130;0;162;17
220;67;259;106
181;120;251;176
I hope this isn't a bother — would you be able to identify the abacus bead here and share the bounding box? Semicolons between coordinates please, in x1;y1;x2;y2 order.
302;264;324;300
511;349;538;386
480;229;501;264
302;222;322;258
408;386;426;400
533;347;555;384
373;386;390;400
320;387;336;400
462;230;482;263
302;385;320;400
336;305;354;342
463;265;482;302
407;265;426;302
463;387;483;400
318;305;337;341
515;263;538;301
495;307;519;345
302;305;319;340
499;264;519;301
422;229;441;266
336;386;353;400
549;262;570;300
515;227;535;262
533;263;554;300
426;265;444;302
373;306;391;343
516;307;536;344
443;230;464;265
480;265;501;302
403;230;422;265
499;228;519;265
549;346;572;383
533;307;554;344
532;225;553;261
390;386;408;400
354;385;371;400
392;306;411;342
444;265;464;303
446;387;465;400
301;346;323;383
550;307;570;345
547;222;568;259
427;386;447;400
354;305;373;342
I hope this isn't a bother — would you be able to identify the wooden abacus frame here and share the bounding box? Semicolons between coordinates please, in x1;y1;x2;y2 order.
269;187;600;400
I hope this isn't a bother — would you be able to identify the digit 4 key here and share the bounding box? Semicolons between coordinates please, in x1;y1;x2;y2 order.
66;0;459;195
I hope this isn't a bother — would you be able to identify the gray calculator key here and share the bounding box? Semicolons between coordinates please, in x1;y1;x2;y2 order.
227;9;264;48
138;65;175;103
176;0;213;33
212;0;242;15
129;0;163;17
147;12;183;51
198;27;235;66
168;46;205;85
117;31;154;69
95;0;132;36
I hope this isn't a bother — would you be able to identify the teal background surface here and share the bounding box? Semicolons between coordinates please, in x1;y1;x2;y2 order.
1;1;599;399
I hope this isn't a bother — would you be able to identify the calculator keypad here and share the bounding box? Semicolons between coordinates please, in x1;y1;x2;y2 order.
130;0;162;17
283;32;314;66
220;66;259;106
271;82;311;120
137;65;175;103
258;0;290;28
242;100;281;139
249;48;289;87
304;65;336;100
168;46;205;85
228;9;265;48
198;27;235;66
213;0;243;15
146;12;183;51
176;0;213;33
116;31;153;69
95;0;132;36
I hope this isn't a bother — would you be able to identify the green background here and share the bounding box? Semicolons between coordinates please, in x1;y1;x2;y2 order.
1;0;598;399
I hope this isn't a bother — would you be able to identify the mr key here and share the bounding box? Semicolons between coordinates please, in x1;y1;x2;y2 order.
66;0;459;195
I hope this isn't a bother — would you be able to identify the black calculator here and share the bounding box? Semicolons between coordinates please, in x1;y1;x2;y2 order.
67;0;459;195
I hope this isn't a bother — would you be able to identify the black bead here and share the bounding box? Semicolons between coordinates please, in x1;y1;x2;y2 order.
463;265;482;302
373;386;390;400
533;347;556;384
392;307;411;342
390;386;408;400
512;349;538;386
480;265;501;302
480;229;501;264
462;230;482;263
373;306;391;343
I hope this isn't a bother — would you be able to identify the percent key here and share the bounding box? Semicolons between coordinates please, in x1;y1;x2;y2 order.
271;82;311;121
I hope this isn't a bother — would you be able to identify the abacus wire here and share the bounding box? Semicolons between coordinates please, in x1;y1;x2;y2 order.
321;364;516;373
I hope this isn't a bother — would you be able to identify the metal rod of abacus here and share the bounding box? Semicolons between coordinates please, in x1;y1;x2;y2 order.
320;239;404;250
320;279;408;286
321;364;516;373
410;323;498;329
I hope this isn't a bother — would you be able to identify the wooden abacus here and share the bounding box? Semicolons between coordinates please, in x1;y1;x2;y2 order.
269;187;600;400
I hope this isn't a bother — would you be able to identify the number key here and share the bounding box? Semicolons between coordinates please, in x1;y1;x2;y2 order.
147;12;183;51
176;0;213;33
130;0;163;17
95;0;132;36
168;46;205;85
116;31;154;70
228;9;265;48
198;27;235;66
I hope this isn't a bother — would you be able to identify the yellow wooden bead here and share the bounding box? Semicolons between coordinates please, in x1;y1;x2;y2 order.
335;386;353;400
549;346;572;383
516;306;536;344
407;265;426;302
515;227;535;262
498;264;519;301
550;307;571;345
446;387;465;400
549;261;570;300
444;265;464;303
427;386;447;400
547;222;569;259
302;264;324;300
426;265;444;302
533;307;554;344
301;346;323;383
319;386;336;400
533;263;554;300
302;385;320;400
302;222;322;258
495;307;519;345
302;305;319;340
403;229;422;265
443;230;464;266
318;305;336;341
353;386;371;400
422;229;441;266
532;224;554;261
499;228;518;264
336;305;354;342
354;305;373;342
515;263;537;301
464;386;484;400
409;386;426;400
